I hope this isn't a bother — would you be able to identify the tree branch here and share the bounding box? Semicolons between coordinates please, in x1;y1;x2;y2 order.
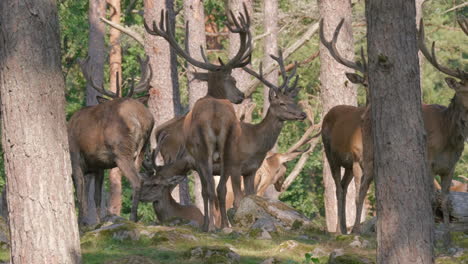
100;17;144;46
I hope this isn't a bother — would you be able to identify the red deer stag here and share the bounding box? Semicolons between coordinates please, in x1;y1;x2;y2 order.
68;56;153;226
144;5;251;231
320;18;468;235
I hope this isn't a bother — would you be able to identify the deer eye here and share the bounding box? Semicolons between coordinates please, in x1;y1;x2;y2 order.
279;102;286;107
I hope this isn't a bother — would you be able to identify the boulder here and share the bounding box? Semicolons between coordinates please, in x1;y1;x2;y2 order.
187;246;240;264
105;256;156;264
328;251;375;264
259;257;280;264
233;195;310;230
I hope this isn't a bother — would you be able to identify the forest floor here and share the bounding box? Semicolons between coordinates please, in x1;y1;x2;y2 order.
0;217;466;263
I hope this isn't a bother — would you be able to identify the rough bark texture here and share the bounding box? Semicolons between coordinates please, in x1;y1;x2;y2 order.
86;0;106;106
318;0;358;233
262;0;278;116
0;0;82;262
415;0;424;95
108;0;124;216
180;0;208;206
84;0;108;225
228;0;253;93
144;0;181;127
367;0;434;263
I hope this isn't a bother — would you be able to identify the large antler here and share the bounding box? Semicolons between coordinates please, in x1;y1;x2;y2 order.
144;3;252;72
418;19;468;80
79;55;153;98
243;49;300;96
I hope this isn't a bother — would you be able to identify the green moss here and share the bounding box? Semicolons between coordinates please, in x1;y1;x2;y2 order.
332;254;376;264
248;228;262;238
151;233;169;245
335;235;353;242
291;220;303;230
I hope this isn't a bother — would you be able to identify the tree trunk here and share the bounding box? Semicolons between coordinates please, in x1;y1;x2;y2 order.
183;0;208;207
318;0;358;233
367;0;434;262
144;0;181;127
262;0;278;116
0;0;82;262
108;0;124;217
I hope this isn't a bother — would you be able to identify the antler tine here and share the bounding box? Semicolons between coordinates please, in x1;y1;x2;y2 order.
319;18;366;73
78;57;117;98
131;56;153;94
242;62;279;91
271;50;298;93
144;10;222;72
458;17;468;36
418;19;468;80
151;131;169;169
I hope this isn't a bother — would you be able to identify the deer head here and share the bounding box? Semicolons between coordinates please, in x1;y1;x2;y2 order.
79;56;153;104
144;4;252;104
419;18;468;109
243;50;306;121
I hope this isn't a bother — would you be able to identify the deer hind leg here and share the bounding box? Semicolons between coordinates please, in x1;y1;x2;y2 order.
440;172;453;247
330;164;345;234
116;158;142;222
339;168;354;234
352;162;373;233
244;172;256;196
94;170;104;221
70;152;88;226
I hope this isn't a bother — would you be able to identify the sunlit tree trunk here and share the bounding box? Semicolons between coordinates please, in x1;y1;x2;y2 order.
318;0;358;233
0;0;82;262
366;0;434;262
262;0;278;116
107;0;124;217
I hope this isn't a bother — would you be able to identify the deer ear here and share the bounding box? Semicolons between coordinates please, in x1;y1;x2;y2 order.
192;72;209;81
445;77;461;91
269;88;278;101
136;95;150;105
96;96;109;104
345;73;365;84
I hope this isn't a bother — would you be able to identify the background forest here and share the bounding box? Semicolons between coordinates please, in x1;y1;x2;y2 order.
0;0;466;224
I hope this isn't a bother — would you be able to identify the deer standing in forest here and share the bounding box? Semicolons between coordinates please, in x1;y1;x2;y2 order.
68;57;153;226
320;18;468;236
144;5;251;231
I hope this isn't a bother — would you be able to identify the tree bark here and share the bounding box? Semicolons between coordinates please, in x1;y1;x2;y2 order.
144;0;181;127
262;0;278;116
318;0;358;233
366;0;434;262
183;0;208;207
108;0;124;217
0;0;82;262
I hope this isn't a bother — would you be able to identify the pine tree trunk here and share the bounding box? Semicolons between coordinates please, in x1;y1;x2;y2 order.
144;0;181;126
108;0;124;217
183;0;208;207
0;0;82;262
366;0;434;262
318;0;358;233
262;0;278;116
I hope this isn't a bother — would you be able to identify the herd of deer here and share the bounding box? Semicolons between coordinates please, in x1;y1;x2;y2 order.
67;3;467;236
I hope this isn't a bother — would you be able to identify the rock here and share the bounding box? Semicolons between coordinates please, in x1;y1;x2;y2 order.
222;227;233;234
311;247;328;258
187;246;240;264
354;217;376;236
233;195;310;230
105;255;156;264
251;218;277;232
328;251;375;264
259;229;272;240
349;236;368;249
277;240;299;253
260;257;280;264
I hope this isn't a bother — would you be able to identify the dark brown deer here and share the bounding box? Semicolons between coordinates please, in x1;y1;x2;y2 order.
320;18;468;236
68;56;153;226
144;5;252;231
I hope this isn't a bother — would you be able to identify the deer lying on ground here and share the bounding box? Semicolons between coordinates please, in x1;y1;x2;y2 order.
68;56;153;226
320;18;468;235
139;133;204;227
144;5;251;231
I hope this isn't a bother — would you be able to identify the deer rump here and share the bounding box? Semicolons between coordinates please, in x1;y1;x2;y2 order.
68;97;154;225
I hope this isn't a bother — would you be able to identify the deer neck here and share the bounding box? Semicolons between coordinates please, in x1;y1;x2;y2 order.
445;94;468;146
249;109;284;153
206;80;225;99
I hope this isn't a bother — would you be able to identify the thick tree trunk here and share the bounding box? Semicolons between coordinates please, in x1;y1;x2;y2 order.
108;0;124;217
318;0;358;233
0;0;82;262
183;0;208;207
83;0;108;225
262;0;278;116
367;0;434;262
144;0;181;127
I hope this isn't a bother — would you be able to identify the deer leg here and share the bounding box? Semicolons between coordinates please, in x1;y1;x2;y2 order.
197;172;210;232
116;158;142;222
94;170;104;222
243;172;256;196
217;173;230;229
330;164;346;234
230;168;243;208
339;168;354;234
70;153;88;226
440;172;453;247
352;164;374;233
